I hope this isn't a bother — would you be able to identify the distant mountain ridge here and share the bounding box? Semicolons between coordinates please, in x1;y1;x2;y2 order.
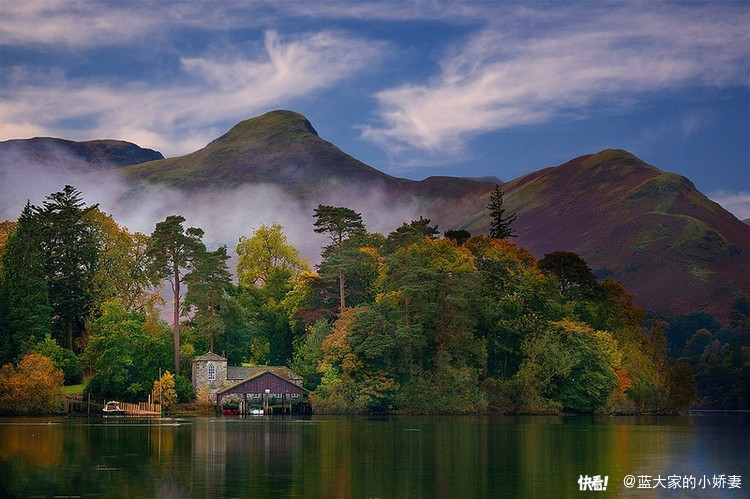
1;110;747;320
0;137;163;170
470;149;749;320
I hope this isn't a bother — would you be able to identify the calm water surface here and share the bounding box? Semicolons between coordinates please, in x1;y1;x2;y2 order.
0;413;747;498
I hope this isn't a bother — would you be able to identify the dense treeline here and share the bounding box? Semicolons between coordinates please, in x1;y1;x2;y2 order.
0;186;745;414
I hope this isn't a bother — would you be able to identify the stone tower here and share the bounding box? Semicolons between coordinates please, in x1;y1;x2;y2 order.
192;352;228;403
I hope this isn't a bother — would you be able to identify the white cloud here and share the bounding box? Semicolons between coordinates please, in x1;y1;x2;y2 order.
361;3;750;157
708;190;750;221
0;29;385;156
0;1;162;47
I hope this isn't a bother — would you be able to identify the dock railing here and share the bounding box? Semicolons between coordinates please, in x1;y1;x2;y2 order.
118;401;162;416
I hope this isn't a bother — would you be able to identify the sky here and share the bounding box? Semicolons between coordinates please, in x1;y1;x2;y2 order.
1;0;749;219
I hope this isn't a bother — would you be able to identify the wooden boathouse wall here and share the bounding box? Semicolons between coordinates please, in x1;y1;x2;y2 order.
217;371;307;400
216;371;308;413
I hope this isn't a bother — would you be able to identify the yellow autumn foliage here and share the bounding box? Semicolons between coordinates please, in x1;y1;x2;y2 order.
0;353;64;415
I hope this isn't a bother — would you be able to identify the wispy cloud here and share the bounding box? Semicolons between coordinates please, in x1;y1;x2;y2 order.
361;3;750;158
708;190;750;221
0;29;386;156
0;1;162;47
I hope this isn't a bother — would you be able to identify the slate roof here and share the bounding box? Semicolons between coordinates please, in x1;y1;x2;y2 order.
217;370;309;398
195;352;227;362
227;365;303;383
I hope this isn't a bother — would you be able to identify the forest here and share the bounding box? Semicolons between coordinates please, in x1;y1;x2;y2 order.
0;185;745;415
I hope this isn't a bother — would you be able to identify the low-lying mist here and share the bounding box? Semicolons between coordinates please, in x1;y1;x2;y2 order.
1;154;431;268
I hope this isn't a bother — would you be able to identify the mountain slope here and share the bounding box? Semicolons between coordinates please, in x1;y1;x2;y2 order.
123;110;407;196
0;137;163;171
2;113;746;320
463;149;749;319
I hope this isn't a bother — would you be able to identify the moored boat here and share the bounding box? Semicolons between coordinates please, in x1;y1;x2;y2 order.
102;401;125;416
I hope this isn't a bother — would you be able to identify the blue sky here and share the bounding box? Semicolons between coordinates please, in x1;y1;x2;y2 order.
1;0;749;219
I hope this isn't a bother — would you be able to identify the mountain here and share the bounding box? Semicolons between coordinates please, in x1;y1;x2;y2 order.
0;137;163;171
120;110;495;241
1;112;747;320
122;110;406;195
462;149;749;320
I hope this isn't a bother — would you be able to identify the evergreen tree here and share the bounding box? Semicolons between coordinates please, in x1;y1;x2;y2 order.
384;217;439;252
444;229;471;246
0;203;52;363
313;205;366;312
148;215;204;375
185;245;232;353
37;186;100;351
487;184;517;239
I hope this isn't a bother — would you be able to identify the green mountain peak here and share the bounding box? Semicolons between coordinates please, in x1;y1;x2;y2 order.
208;110;319;149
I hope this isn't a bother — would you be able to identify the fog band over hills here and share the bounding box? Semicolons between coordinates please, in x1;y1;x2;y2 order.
1;150;428;266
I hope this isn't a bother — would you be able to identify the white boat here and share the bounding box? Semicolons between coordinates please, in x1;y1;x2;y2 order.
102;401;125;416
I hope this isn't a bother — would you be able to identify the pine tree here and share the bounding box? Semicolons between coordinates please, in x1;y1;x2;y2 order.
37;185;100;351
148;215;204;375
185;245;232;353
487;184;517;239
0;203;52;363
313;205;366;312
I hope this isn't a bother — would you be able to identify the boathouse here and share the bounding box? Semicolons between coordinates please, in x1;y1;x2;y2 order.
192;352;308;412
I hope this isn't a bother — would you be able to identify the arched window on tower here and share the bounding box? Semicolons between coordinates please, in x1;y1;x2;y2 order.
207;363;216;381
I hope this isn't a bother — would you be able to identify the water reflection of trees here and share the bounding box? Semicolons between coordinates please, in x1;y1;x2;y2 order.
1;416;746;497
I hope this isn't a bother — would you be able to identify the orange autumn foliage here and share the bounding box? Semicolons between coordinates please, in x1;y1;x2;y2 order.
0;353;64;414
615;368;632;397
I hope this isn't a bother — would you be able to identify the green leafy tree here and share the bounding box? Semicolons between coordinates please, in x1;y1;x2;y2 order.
290;319;331;390
487;184;517;239
538;251;598;298
219;290;261;365
236;223;309;288
312;308;398;413
33;334;83;385
88;209;158;313
316;233;383;316
313;205;366;312
148;215;204;375
84;302;170;402
465;236;562;379
515;320;619;413
234;224;310;365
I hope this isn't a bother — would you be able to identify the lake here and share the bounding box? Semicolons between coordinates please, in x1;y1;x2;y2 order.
0;413;747;498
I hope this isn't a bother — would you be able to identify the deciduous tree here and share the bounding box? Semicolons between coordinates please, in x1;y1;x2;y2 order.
84;302;170;402
236;223;309;288
0;353;64;415
88;209;158;313
538;251;597;296
152;370;177;410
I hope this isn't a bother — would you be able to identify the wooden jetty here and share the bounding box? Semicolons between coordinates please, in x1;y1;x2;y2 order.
112;401;162;417
63;394;162;416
